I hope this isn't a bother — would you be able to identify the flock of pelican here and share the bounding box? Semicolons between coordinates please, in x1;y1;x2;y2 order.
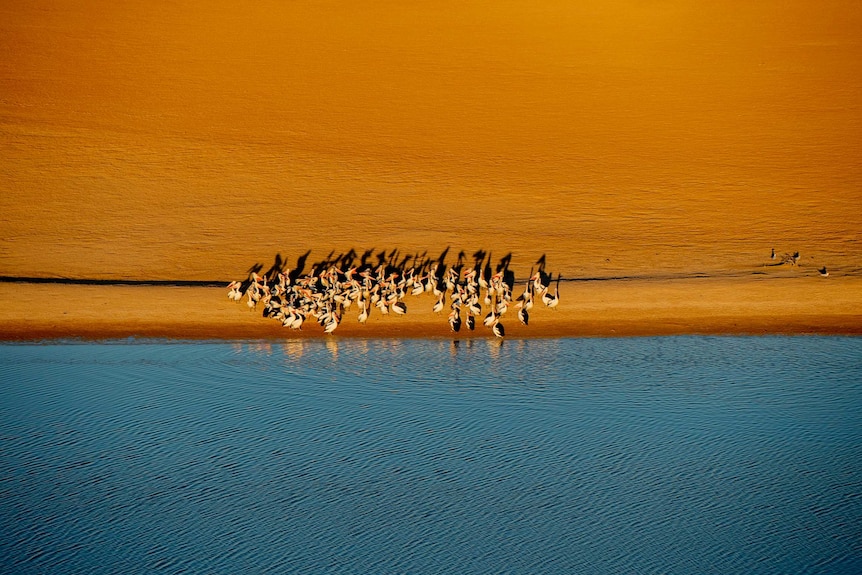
227;258;560;336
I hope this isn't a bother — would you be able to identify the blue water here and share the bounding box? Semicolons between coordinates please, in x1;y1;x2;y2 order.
1;337;860;574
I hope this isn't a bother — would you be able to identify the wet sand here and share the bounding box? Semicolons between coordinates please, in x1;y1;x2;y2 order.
2;1;860;339
2;275;859;341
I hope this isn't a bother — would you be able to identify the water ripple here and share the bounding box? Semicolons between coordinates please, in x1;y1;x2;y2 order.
1;337;861;574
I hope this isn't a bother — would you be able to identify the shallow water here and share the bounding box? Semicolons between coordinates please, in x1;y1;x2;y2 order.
1;337;860;574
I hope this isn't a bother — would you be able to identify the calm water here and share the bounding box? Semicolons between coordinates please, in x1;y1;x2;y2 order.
1;337;860;574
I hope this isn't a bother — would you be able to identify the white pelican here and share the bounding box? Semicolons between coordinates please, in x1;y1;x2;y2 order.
483;310;498;327
432;295;445;314
543;275;560;309
289;312;305;330
492;321;505;338
448;310;461;332
227;281;243;302
376;299;389;315
496;298;508;315
323;317;339;334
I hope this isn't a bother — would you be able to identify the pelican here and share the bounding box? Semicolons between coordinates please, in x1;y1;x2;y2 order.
432;295;445;314
496;298;509;315
483;310;498;327
450;289;463;309
227;281;243;301
246;288;259;309
376;299;389;315
289;312;305;330
323;317;339;334
543;275;561;309
492;321;505;338
227;250;567;335
533;270;550;295
466;314;476;331
517;280;534;311
448;310;462;332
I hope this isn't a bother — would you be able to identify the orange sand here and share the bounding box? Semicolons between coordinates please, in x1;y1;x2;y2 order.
1;1;860;339
1;277;859;341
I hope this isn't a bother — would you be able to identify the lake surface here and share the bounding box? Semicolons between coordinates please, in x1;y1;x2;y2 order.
1;337;860;574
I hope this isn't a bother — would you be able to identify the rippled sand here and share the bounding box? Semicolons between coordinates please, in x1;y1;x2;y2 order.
1;1;860;338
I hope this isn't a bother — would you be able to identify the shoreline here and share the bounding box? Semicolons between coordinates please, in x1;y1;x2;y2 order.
2;276;860;341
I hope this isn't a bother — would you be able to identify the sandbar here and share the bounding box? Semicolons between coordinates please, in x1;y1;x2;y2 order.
2;276;859;341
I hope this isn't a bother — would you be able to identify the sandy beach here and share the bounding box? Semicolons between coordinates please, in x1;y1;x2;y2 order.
1;274;859;341
2;1;860;340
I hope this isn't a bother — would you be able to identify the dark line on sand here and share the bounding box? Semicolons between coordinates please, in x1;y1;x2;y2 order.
0;272;727;287
0;276;227;287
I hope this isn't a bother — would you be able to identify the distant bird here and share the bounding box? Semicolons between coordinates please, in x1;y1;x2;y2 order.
780;251;800;265
466;314;475;331
770;248;776;260
518;307;529;326
819;266;829;277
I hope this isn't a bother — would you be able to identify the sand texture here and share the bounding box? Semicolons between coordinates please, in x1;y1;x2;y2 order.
1;276;859;341
1;1;860;339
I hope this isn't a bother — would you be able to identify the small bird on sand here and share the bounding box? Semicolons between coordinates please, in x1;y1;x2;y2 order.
818;267;829;277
